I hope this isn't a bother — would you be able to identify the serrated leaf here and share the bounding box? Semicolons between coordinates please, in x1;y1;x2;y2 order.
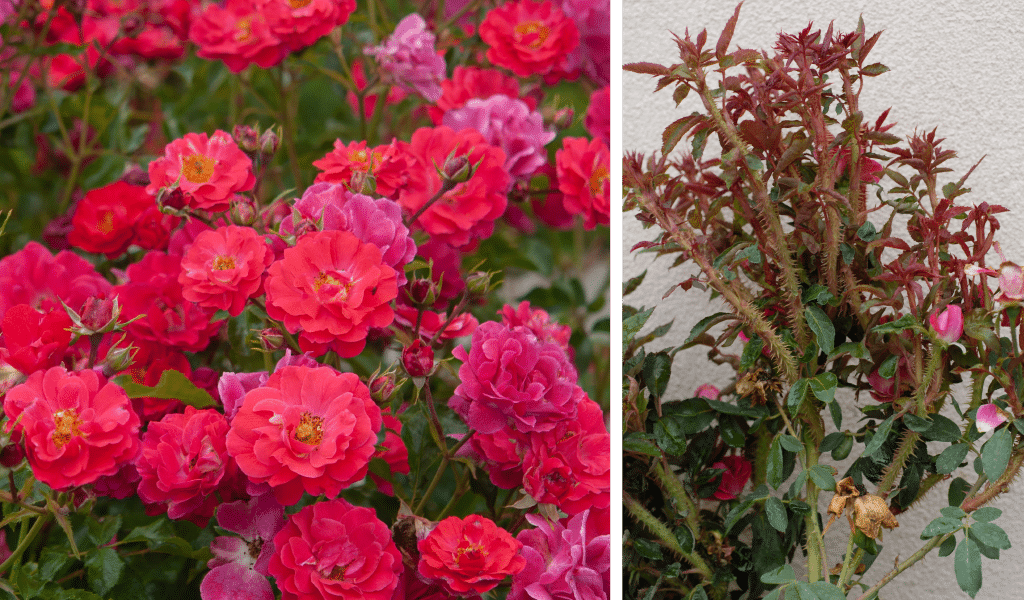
862;415;895;458
857;221;879;242
662;115;699;155
873;314;920;335
801;284;835;306
623;433;661;456
787;378;809;411
624;270;647;296
972;507;1002;523
760;564;797;584
936;444;970;474
740;336;765;371
632;537;664;560
941;506;967;519
113;369;215;409
861;63;891;77
982;427;1013;479
878;354;899;379
922;516;963;538
767;436;784;489
765;496;788;532
805;305;835;355
684;312;732;346
624;307;656;352
675;524;695;554
808;465;836;492
641;352;672;399
955;536;982;598
939;533;957;557
85;547;124;596
922;414;962;442
779;434;803;452
809;372;837;403
970;522;1011;549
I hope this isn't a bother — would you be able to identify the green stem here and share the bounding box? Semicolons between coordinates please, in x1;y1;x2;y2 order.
837;533;858;589
0;513;51;575
913;345;944;416
802;418;826;582
854;533;950;600
623;492;713;579
651;459;702;534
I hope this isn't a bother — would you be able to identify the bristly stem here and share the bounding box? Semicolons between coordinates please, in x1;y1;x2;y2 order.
623;492;714;579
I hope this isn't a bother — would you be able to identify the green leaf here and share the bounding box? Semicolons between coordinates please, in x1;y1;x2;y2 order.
704;398;769;418
954;536;982;598
969;522;1011;550
982;427;1013;479
763;589;782;600
632;538;664;560
809;372;838;403
862;416;895;458
820;432;844;453
684;312;732;346
922;516;963;538
861;62;891;77
737;244;762;265
623;307;655;352
740;336;765;371
801;284;835;306
723;485;769;534
86;547;125;596
805;305;835;355
941;506;968;519
852;530;879;554
624;270;647;296
675;525;695;554
641;352;672;399
808;465;837;492
767;436;784;489
903;413;932;432
779;435;803;453
873;314;920;335
113;369;215;409
939;533;957;557
949;477;971;507
807;581;848;600
828;401;843;429
857;221;879;242
936;444;970;474
922;415;962;442
787;378;809;411
745;154;764;172
760;564;797;585
689;586;709;600
878;354;899;379
765;497;788;532
972;507;1002;523
719;415;746;447
623;433;662;456
653;400;714;453
831;434;853;460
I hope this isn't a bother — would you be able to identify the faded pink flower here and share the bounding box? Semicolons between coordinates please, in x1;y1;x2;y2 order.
201;494;287;600
929;304;963;345
977;403;1009;433
694;384;719;400
365;13;445;101
442;95;555;181
217;371;269;422
996;262;1024;303
509;510;610;600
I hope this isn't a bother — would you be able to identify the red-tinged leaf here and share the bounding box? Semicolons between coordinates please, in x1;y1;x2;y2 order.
732;48;760;64
624;62;671;76
632;241;656;252
655;76;674;92
875;107;892;130
861;63;890;77
696;28;707;51
662;115;700;155
672;84;690;106
716;3;743;62
864;131;902;145
860;31;883;63
868;237;912;252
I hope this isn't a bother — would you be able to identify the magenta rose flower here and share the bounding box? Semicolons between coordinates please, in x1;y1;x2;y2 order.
225;366;382;506
201;493;287;600
269;498;403;600
509;510;610;600
929;304;963;345
710;455;753;501
365;13;445;101
147;130;255;212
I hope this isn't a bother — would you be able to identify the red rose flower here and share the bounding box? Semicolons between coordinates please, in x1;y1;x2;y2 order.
478;0;578;78
584;85;610;145
189;0;286;72
522;397;610;515
179;225;272;317
469;426;529;489
226;366;383;506
147;130;255;212
132;203;181;251
711;456;753;501
263;0;355;52
418;515;526;596
312;139;410;199
269;498;403;600
555;136;609;229
399;126;509;249
429;66;534;124
265;230;398;359
68;181;155;258
3;367;140;490
498;301;571;352
136;406;248;526
114;252;222;352
369;410;409;496
0;242;112;321
0;304;73;375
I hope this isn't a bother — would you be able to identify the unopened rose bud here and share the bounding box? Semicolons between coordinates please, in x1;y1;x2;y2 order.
119;165;149;187
929;304;963;345
694;384;720;400
0;435;23;468
552;106;574;130
259;328;285;351
368;371;397;403
442;155;471;184
160;187;188;211
349;170;377;195
465;271;494;295
102;344;137;375
509;180;531;203
233;124;260;153
80;295;116;333
402;340;434;378
259;129;280;163
230;196;258;226
406;278;438;307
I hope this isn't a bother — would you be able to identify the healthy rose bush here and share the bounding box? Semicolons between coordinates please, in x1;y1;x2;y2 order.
624;5;1024;600
0;0;609;596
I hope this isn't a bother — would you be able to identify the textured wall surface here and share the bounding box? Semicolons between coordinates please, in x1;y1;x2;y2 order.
623;0;1024;597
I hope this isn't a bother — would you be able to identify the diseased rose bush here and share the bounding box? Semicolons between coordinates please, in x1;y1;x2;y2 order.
0;0;609;596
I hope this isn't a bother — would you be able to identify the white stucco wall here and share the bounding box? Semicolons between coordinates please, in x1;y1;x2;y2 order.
623;1;1024;597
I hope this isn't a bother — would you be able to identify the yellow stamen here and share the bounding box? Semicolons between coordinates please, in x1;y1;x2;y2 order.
514;21;550;49
52;409;83;448
181;153;216;184
294;412;324;446
212;256;236;271
588;165;609;196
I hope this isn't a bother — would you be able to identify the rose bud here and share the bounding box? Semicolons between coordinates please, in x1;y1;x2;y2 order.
465;271;495;295
695;384;720;400
369;371;397;403
552;106;574;130
976;403;1010;433
232;124;260;153
929;304;963;345
441;154;471;184
259;328;285;351
402;340;434;379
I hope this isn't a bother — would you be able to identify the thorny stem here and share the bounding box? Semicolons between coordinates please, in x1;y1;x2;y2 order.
961;446;1024;512
623;492;714;579
651;458;702;535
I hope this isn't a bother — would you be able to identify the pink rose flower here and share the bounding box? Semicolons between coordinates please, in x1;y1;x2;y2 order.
442;94;555;181
499;301;571;352
509;510;610;600
418;515;526;596
365;13;446;102
0;304;73;375
136;406;248;527
478;0;579;78
976;403;1009;433
269;498;403;600
996;262;1024;303
584;86;610;145
179;225;273;316
711;455;753;501
694;384;720;400
226;366;383;506
263;0;355;52
0;241;112;321
217;370;270;422
929;304;963;345
147;130;256;212
451;321;583;434
3;367;141;490
189;0;286;72
201;493;287;600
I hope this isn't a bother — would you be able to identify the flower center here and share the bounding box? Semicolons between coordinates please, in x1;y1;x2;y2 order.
514;21;550;49
588;165;609;197
289;0;313;8
323;564;347;581
52;409;83;448
181;153;216;184
212;255;236;271
312;271;352;301
454;542;488;566
96;210;115;234
294;412;324;446
235;15;254;42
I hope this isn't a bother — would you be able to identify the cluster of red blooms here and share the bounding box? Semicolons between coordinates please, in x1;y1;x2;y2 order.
0;0;611;596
